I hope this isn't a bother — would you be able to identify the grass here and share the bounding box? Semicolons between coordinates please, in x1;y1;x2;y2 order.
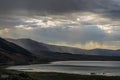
1;66;120;80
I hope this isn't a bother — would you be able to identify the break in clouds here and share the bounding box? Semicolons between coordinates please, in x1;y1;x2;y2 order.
0;0;120;49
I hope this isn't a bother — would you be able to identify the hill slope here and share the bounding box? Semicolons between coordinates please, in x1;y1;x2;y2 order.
7;38;120;57
0;37;37;65
6;38;120;61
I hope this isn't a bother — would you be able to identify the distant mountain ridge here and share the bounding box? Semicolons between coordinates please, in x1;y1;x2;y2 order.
7;38;120;56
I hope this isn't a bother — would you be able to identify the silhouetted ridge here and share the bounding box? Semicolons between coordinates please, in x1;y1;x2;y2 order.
0;37;38;65
0;38;31;56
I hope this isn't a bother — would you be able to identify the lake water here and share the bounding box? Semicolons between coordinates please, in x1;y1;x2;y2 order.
7;61;120;76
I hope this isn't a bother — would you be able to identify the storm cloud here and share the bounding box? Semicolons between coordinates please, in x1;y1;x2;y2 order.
0;0;120;49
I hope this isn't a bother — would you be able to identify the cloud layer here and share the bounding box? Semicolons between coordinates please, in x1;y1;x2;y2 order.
0;0;120;49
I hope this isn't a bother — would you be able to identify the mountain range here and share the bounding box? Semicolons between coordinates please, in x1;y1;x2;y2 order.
7;38;120;56
6;38;120;62
0;37;120;65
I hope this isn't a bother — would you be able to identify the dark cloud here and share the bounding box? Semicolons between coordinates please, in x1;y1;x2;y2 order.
0;0;120;49
0;0;119;13
100;10;120;20
0;0;119;21
0;0;120;20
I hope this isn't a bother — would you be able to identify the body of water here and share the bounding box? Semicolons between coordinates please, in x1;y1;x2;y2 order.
7;61;120;76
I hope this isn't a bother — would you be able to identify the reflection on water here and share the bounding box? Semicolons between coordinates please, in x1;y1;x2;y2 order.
7;61;120;76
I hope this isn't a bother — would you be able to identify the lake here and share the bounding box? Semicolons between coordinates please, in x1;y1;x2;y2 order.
7;61;120;76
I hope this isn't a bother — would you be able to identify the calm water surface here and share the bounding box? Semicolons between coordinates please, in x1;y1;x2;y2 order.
7;61;120;76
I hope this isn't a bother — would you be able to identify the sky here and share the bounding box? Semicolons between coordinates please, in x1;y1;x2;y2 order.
0;0;120;50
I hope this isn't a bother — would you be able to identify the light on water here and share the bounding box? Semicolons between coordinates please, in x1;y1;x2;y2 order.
7;61;120;76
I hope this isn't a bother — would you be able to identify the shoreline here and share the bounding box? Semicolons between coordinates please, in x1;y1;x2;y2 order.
1;69;120;80
1;66;120;80
6;61;120;77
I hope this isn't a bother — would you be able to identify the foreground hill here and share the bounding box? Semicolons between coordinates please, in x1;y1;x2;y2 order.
0;37;37;65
